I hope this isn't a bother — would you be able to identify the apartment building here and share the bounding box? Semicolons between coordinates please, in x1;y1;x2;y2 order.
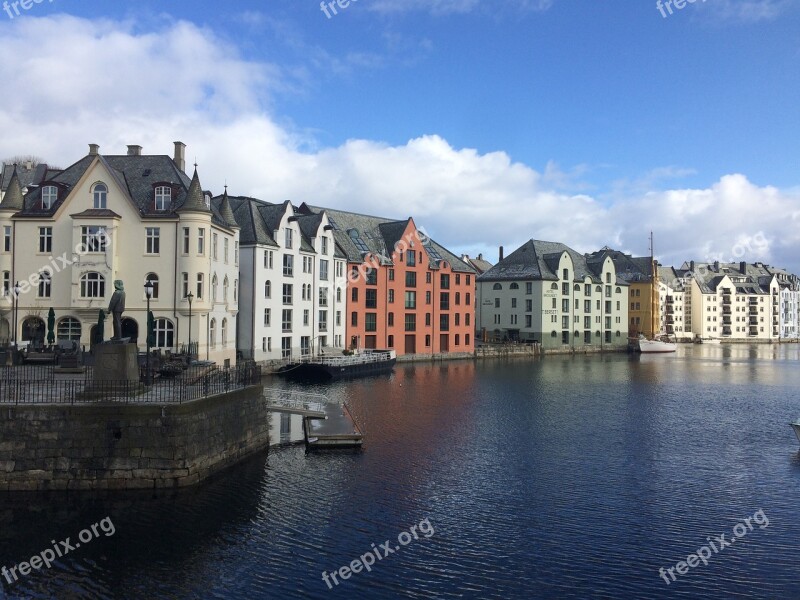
476;240;629;350
0;143;239;364
657;265;690;340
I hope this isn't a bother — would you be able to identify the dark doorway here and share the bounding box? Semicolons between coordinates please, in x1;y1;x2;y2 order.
404;334;416;354
121;318;138;344
439;334;449;353
22;317;45;347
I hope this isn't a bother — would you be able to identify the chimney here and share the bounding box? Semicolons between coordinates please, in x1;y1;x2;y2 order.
127;145;142;156
713;260;720;272
478;253;483;260
88;143;99;156
499;246;504;262
173;141;186;172
740;261;747;274
689;260;695;272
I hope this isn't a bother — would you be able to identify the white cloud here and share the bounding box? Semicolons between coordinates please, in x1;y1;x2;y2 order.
1;15;799;273
368;0;553;17
706;0;790;23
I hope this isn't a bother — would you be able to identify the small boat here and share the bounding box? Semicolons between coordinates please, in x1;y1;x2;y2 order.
638;334;677;354
278;349;396;381
790;420;800;443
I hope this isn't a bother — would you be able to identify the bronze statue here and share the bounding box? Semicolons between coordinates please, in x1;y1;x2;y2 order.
108;280;126;340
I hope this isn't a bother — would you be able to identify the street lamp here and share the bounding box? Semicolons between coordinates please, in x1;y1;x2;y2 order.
186;291;193;364
12;281;20;354
144;280;153;385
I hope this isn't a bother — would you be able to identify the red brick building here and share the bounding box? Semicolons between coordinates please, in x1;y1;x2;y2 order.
298;205;476;356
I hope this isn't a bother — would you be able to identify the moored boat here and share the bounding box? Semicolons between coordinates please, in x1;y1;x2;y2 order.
638;334;677;353
279;350;396;381
790;420;800;443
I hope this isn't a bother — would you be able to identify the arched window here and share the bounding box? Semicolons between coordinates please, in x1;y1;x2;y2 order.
154;318;174;348
221;318;227;345
212;274;218;302
551;331;557;338
57;317;81;341
223;277;229;302
265;280;271;299
42;186;57;209
154;186;171;211
574;284;581;291
551;283;559;290
336;288;342;302
493;283;502;291
80;272;105;298
596;286;602;292
616;287;622;293
233;279;238;302
209;319;216;347
92;183;107;209
510;283;519;290
145;273;159;300
38;270;52;298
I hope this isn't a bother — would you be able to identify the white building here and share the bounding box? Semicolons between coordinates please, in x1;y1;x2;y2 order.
657;265;690;340
0;143;238;364
477;240;629;350
229;196;347;361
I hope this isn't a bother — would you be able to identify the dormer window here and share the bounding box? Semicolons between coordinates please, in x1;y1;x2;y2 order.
93;183;107;209
42;186;57;209
204;193;211;209
155;186;171;211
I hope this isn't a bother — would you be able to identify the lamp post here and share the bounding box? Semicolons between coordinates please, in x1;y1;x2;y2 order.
144;280;153;385
12;281;20;355
186;291;193;364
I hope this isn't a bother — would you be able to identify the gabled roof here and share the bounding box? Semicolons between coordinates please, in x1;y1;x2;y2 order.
585;248;653;284
479;240;604;283
215;190;239;229
176;168;210;214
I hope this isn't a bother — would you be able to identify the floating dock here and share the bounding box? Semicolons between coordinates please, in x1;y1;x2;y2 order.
303;401;364;451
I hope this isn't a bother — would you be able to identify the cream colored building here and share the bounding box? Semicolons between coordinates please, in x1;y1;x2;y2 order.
0;142;238;364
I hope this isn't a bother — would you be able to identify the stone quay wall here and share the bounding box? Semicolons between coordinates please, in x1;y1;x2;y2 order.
0;385;269;492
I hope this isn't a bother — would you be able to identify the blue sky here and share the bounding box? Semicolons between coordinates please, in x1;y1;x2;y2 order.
0;0;798;269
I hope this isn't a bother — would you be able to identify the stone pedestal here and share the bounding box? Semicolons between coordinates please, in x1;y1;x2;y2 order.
94;343;139;384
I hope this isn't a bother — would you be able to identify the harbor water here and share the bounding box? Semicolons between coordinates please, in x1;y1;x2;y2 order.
1;343;800;599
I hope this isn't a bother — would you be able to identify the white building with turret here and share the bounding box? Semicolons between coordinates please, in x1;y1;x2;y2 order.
0;142;238;364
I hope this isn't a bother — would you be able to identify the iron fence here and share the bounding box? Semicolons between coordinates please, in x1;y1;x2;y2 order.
0;364;261;405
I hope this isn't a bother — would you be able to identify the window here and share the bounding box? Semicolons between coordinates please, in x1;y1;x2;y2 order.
405;314;416;332
321;236;328;255
264;308;271;326
319;287;329;307
281;337;291;358
466;313;471;326
562;282;569;295
303;256;312;274
426;291;432;305
366;289;378;308
406;250;415;266
441;274;450;289
388;335;394;348
336;288;342;303
198;229;205;254
155;186;171;211
80;226;107;252
285;228;293;249
389;269;395;281
41;185;57;209
319;311;328;332
282;309;292;332
526;315;532;328
221;319;228;346
210;319;216;347
455;314;460;326
38;271;51;298
223;277;229;301
426;313;431;326
303;310;309;326
264;250;274;269
1;271;9;296
426;272;432;284
212;233;218;259
92;183;107;209
182;228;190;254
146;227;160;254
440;314;450;331
336;311;341;326
365;313;377;332
39;227;52;253
196;273;204;299
455;292;461;306
495;298;500;308
283;284;293;304
283;254;294;276
511;298;517;309
406;272;417;288
352;288;358;302
80;272;105;298
320;260;329;281
388;313;395;326
54;317;81;343
145;273;159;299
365;269;377;285
405;291;417;309
235;242;239;265
440;293;450;311
2;226;10;252
351;312;358;327
388;289;395;303
182;273;189;298
493;283;502;291
562;299;569;312
265;280;272;298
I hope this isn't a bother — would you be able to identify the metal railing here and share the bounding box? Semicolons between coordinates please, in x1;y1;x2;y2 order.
263;387;334;413
0;364;261;405
301;350;395;367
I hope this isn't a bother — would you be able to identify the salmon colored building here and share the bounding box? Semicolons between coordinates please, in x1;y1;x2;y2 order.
297;205;477;357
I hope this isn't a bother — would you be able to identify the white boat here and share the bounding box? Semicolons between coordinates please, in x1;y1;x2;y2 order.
638;334;677;354
790;420;800;443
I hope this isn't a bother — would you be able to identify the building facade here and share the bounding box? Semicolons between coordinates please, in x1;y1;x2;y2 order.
299;206;476;356
477;240;629;350
0;143;238;364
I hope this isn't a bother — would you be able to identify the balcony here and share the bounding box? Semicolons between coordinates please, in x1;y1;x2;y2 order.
722;327;732;337
666;306;675;314
666;317;675;324
665;296;674;304
722;316;732;325
749;326;759;335
666;325;675;333
722;297;732;306
722;306;731;314
749;317;759;325
749;307;759;315
749;298;759;306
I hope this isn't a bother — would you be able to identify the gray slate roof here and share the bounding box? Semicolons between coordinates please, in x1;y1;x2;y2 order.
478;240;612;283
0;167;24;211
586;248;653;284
